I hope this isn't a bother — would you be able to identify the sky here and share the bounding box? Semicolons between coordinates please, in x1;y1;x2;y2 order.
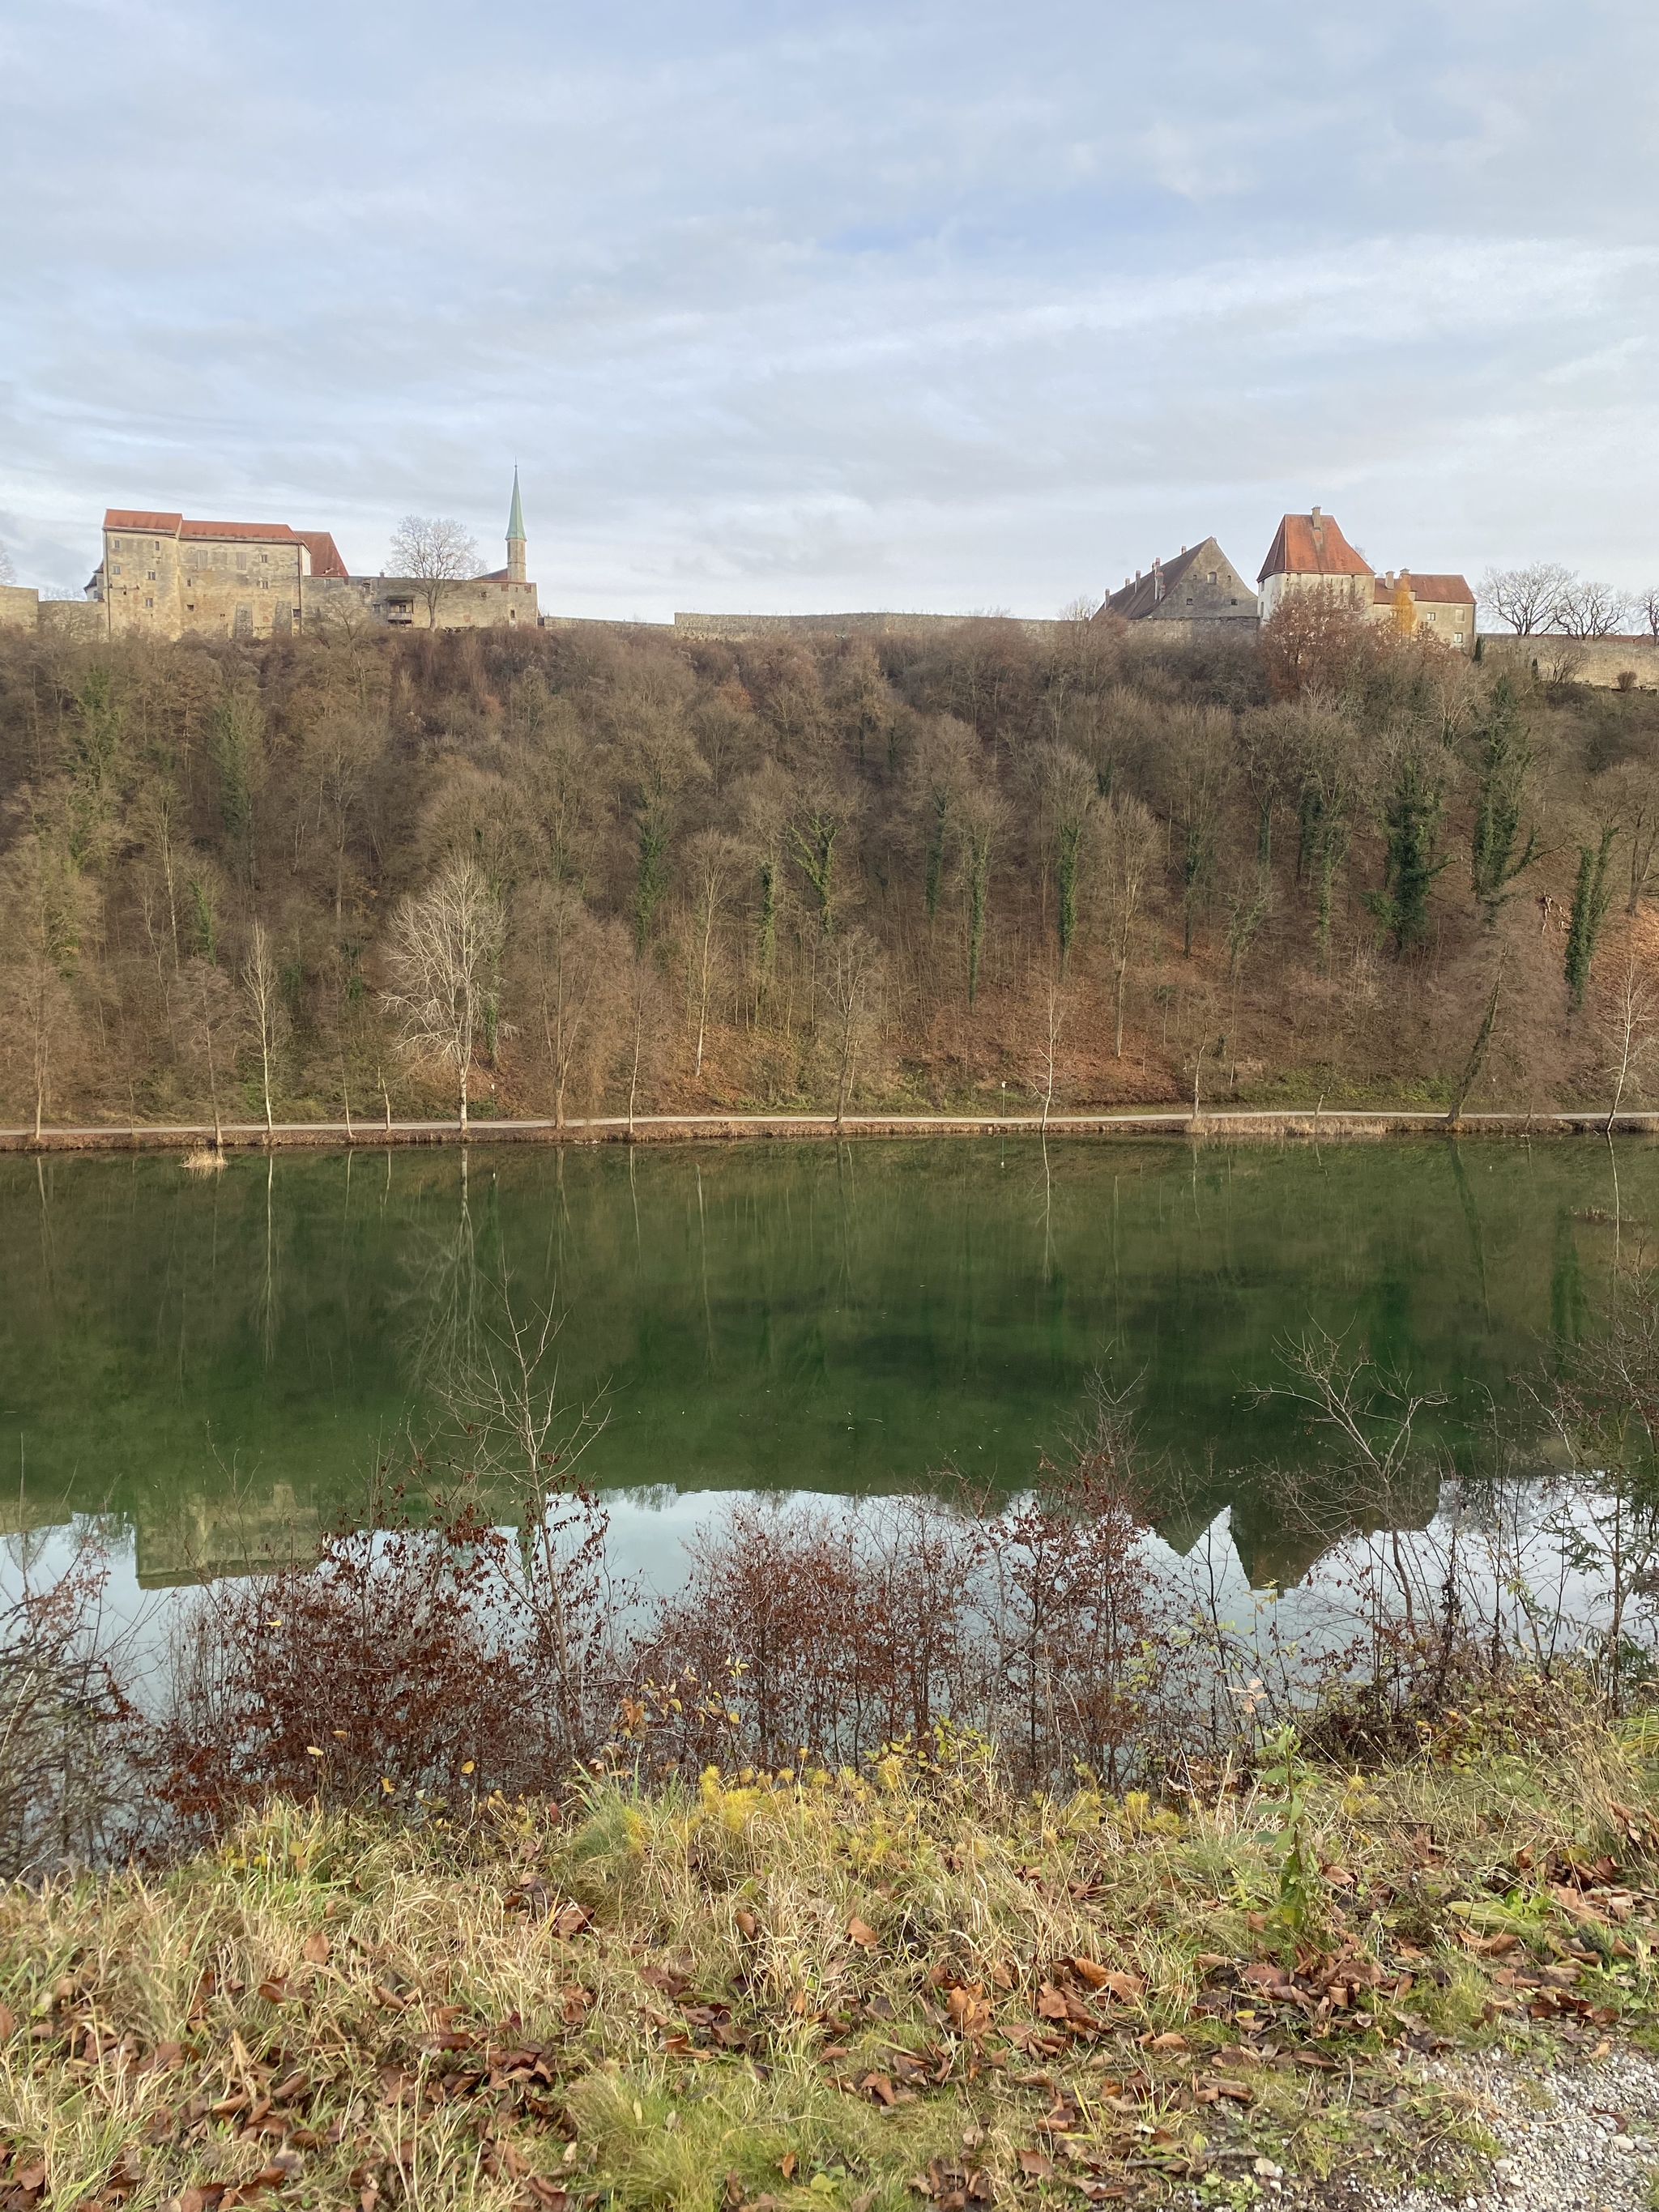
2;0;1657;620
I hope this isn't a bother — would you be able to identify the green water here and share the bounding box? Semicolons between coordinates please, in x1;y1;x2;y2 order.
0;1138;1643;1587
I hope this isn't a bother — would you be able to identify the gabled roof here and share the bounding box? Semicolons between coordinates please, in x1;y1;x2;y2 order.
1372;573;1473;607
1257;511;1370;584
1104;539;1219;620
296;530;348;579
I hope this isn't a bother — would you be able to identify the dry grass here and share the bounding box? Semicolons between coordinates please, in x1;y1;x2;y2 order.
181;1149;226;1175
3;1711;1657;2212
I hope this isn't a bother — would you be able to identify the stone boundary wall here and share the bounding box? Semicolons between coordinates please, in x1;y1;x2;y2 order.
0;588;107;643
674;609;1071;643
1480;633;1659;689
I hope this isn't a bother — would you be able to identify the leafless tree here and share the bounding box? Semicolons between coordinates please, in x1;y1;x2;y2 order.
1602;956;1658;1133
1478;564;1575;636
1557;578;1635;640
1100;794;1159;1057
174;959;241;1151
382;859;505;1132
241;921;288;1139
1640;589;1659;644
387;516;481;629
512;883;623;1129
827;927;883;1127
684;830;743;1077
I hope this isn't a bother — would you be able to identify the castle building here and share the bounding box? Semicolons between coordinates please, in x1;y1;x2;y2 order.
89;513;349;641
76;475;535;641
1098;535;1258;633
1257;508;1474;649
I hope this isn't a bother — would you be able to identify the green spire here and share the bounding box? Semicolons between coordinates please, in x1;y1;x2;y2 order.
506;467;525;543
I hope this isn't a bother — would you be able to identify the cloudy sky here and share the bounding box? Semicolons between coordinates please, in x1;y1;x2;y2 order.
3;0;1656;618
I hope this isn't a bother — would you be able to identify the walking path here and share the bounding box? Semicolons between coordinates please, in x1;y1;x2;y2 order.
2;1107;1654;1151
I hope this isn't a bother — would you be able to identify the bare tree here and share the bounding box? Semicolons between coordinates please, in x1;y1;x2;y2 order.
1100;794;1159;1057
382;859;505;1132
827;927;883;1127
513;883;621;1129
1602;956;1657;1133
386;516;481;629
1640;588;1659;645
684;830;743;1077
174;959;241;1152
241;921;288;1140
1557;578;1635;640
1478;564;1575;636
1038;978;1066;1132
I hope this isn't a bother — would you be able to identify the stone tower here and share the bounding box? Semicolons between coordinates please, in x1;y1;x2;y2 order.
505;468;527;586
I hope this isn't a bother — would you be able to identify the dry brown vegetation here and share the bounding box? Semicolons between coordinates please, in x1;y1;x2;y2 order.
3;609;1659;1135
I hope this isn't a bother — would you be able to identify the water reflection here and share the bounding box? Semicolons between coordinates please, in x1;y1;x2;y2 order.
0;1137;1650;1588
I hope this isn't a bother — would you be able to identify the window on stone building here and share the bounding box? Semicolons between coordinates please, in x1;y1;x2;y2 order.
234;605;252;637
144;597;154;609
112;564;122;576
147;570;156;581
237;551;248;570
1208;572;1217;583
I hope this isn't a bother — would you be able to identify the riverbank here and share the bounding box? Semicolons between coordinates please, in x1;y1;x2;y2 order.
3;1107;1658;1153
5;1702;1659;2212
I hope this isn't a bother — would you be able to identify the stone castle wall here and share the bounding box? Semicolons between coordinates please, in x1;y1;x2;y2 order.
673;609;1071;643
1479;633;1659;689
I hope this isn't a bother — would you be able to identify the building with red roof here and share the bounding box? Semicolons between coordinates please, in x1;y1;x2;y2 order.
1257;509;1474;650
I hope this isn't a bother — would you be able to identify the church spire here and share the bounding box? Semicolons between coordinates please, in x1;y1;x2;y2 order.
505;467;526;585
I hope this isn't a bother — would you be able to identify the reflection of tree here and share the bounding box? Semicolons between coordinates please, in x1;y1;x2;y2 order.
396;1156;492;1414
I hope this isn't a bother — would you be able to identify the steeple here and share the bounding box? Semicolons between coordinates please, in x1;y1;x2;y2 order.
505;467;526;585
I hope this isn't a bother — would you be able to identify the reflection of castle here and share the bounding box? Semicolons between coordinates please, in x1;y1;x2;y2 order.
6;473;539;646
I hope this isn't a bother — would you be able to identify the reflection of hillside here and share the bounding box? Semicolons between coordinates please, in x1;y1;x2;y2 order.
0;1140;1642;1584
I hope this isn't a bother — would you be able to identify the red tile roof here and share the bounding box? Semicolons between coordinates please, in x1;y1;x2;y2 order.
296;531;348;579
104;509;184;534
1372;573;1473;607
1257;511;1371;583
181;518;303;543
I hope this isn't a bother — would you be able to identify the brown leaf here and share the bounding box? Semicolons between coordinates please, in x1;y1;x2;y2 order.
1069;1955;1110;1988
735;1909;758;1941
1145;2031;1188;2051
1017;2149;1055;2180
550;1903;591;1941
0;2004;15;2043
1459;1932;1518;1956
778;2153;797;2180
847;1916;879;1950
1240;1962;1289;1990
1099;1970;1144;2004
301;1934;331;1967
14;2167;47;2197
256;1980;290;2005
1035;1984;1068;2020
860;2071;897;2106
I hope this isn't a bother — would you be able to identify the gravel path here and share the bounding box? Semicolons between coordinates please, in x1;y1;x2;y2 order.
1309;2047;1659;2211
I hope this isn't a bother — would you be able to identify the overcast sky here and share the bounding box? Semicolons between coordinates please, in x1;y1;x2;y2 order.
3;0;1656;618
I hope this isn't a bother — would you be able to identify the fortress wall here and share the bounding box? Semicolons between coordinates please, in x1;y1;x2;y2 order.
0;586;40;632
673;609;1072;643
40;601;107;643
1480;633;1659;688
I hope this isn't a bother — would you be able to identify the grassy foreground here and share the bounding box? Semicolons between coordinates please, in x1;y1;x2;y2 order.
6;1710;1659;2212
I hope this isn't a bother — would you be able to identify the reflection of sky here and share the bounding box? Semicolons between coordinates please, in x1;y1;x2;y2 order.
4;2;1657;608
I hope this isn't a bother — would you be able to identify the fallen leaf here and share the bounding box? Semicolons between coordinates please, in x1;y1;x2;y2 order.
256;1978;290;2005
778;2153;797;2179
860;2071;897;2106
1070;1955;1110;1988
1099;1970;1145;2004
735;1909;758;1941
0;2002;15;2042
847;1916;879;1950
1017;2149;1055;2180
301;1933;331;1966
1145;2031;1188;2051
550;1903;590;1940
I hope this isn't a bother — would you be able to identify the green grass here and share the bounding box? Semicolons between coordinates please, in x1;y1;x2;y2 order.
5;1708;1659;2210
